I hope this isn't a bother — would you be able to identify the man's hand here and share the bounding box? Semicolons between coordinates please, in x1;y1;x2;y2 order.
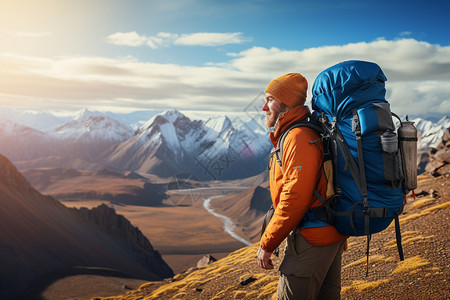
257;247;274;269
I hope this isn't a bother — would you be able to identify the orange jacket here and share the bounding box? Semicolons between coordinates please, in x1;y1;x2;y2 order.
260;105;347;253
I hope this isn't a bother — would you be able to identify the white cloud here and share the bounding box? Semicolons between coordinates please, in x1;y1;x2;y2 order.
147;36;164;49
9;31;53;38
227;39;450;118
106;31;148;47
174;32;249;46
0;53;265;112
1;39;449;119
157;32;179;39
106;31;250;48
387;81;450;119
228;39;450;80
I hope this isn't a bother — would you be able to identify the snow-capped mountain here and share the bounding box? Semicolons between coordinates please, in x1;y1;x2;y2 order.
53;110;134;143
49;112;134;162
0;118;34;136
0;111;133;169
204;116;234;134
413;116;450;152
104;110;272;180
106;110;164;130
103;110;208;177
412;116;450;173
0;119;58;161
232;114;269;136
0;108;69;132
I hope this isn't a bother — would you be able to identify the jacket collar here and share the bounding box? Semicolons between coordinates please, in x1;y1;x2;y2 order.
269;105;311;147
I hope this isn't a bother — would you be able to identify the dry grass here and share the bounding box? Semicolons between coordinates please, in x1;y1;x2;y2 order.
93;243;282;300
342;279;391;294
390;201;450;227
342;255;388;269
411;197;436;209
384;231;435;248
416;176;434;184
392;255;431;274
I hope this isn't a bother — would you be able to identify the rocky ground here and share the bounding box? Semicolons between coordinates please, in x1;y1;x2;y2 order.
93;163;449;300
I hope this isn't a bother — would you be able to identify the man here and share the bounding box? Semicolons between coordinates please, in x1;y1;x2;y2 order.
258;73;348;300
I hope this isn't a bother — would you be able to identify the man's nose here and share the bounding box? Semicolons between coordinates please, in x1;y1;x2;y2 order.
262;102;268;111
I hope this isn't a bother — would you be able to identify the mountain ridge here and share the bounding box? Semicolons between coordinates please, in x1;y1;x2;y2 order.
102;109;271;180
0;153;173;300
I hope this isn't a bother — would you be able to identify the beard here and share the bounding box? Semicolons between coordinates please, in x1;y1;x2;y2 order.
265;111;280;129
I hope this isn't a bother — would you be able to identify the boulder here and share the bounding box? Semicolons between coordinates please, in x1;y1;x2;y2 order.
425;128;450;173
197;255;217;268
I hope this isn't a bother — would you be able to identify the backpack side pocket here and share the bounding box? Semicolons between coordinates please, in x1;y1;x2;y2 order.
381;146;404;189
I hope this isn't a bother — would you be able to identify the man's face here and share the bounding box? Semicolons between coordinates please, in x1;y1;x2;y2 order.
262;93;283;129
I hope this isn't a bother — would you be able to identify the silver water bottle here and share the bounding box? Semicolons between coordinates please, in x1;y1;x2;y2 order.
398;117;418;192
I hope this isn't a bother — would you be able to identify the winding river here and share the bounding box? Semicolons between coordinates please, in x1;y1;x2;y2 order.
203;196;252;246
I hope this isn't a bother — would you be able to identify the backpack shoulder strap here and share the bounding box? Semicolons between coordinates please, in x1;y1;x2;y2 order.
274;120;324;172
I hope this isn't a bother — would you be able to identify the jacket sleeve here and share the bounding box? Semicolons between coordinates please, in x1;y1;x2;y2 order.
260;128;323;253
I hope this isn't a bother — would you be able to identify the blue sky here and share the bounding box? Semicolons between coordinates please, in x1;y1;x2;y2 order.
0;0;449;119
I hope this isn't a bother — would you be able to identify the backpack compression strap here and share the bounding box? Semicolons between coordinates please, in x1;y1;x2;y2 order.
329;111;371;235
352;109;370;235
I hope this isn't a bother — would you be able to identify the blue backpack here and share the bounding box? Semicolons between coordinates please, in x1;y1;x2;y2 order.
273;61;413;274
311;60;405;237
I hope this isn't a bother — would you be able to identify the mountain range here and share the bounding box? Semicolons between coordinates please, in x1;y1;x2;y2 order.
0;109;273;180
0;108;448;180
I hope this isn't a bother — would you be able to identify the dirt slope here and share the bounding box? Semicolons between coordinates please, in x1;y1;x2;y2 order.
95;164;449;300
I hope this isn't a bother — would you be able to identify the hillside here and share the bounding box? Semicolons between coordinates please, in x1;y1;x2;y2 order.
0;154;173;300
19;167;250;274
95;164;449;299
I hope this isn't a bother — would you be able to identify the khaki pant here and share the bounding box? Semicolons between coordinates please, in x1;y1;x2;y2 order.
278;231;344;300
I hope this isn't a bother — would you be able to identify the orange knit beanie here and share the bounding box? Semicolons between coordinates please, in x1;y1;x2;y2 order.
265;73;308;108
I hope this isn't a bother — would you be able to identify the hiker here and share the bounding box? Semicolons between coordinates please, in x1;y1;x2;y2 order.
257;73;348;300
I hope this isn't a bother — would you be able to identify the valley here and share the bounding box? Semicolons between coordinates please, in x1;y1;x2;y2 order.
23;167;267;273
61;198;248;273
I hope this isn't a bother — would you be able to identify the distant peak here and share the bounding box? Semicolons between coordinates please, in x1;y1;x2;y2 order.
140;110;189;130
437;115;450;125
161;110;189;123
74;108;102;121
205;115;234;133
